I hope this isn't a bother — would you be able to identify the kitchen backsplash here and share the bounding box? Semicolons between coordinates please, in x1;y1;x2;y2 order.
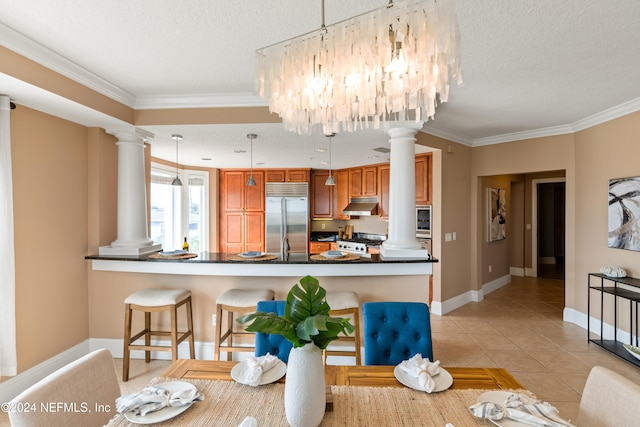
310;216;388;236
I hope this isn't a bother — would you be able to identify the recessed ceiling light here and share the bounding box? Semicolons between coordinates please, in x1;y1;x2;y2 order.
319;161;329;165
368;155;380;159
256;162;266;165
201;157;212;161
314;148;327;153
234;149;246;154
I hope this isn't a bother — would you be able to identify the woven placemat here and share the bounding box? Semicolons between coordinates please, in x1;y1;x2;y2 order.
106;378;520;427
227;254;278;261
311;253;360;261
149;252;199;260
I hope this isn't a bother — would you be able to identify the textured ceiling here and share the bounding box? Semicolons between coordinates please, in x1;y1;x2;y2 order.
1;0;639;168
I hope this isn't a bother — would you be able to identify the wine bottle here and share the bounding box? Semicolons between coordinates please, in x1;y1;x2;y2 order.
182;237;189;251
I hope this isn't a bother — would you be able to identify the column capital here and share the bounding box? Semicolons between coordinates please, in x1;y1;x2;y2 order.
105;127;154;142
386;122;424;139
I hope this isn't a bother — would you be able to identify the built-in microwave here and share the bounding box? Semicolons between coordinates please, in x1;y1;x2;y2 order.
416;205;432;238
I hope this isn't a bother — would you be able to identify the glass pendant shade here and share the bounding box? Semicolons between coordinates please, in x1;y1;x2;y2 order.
325;174;336;186
171;134;183;186
255;0;462;135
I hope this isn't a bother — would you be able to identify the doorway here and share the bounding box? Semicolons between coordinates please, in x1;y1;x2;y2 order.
533;180;566;279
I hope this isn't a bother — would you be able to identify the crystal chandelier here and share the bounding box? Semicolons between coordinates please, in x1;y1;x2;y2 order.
255;0;462;136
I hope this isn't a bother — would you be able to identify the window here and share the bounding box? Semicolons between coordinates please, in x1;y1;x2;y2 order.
150;164;209;252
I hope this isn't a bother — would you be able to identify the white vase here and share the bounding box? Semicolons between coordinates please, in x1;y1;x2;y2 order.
284;343;326;427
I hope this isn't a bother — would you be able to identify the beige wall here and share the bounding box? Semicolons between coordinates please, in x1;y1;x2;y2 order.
11;107;90;372
9;91;640;373
573;111;640;318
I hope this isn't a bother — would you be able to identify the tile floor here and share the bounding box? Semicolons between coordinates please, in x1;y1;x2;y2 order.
3;274;640;425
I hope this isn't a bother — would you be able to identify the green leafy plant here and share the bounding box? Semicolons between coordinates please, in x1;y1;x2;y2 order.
237;275;355;349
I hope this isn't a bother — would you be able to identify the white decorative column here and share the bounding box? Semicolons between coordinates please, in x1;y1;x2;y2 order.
380;123;430;260
99;129;162;256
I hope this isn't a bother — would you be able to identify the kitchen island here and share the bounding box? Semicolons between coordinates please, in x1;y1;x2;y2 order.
85;252;436;277
85;252;437;359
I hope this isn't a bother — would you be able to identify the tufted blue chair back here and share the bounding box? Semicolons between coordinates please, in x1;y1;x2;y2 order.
362;302;433;365
254;300;293;363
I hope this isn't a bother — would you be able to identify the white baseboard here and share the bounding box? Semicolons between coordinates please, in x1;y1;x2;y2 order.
563;308;634;342
510;267;525;277
525;267;536;276
432;274;511;316
0;340;90;403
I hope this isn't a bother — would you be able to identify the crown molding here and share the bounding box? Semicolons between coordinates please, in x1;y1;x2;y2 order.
421;125;474;146
135;93;268;109
472;124;575;147
571;97;640;132
0;22;136;107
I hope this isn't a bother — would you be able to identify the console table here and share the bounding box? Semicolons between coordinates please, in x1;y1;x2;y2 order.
588;272;640;367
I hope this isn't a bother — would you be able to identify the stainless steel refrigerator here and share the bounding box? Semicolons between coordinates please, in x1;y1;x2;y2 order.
265;182;309;260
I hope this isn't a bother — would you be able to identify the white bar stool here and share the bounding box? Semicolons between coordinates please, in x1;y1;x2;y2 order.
325;291;362;365
214;288;275;360
122;288;195;381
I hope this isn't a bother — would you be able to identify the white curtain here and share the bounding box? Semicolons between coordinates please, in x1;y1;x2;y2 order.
0;95;17;376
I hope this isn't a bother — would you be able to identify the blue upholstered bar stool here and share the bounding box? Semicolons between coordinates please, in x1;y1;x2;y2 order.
362;301;433;365
214;288;275;361
254;300;292;362
324;291;362;365
123;288;195;381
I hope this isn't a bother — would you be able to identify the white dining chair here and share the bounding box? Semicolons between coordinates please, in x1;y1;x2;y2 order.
576;365;640;426
9;348;120;427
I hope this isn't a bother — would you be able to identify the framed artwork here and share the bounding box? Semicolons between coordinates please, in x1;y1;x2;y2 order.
608;177;640;251
488;187;506;242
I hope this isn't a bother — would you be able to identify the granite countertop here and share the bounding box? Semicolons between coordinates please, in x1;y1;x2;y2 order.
85;252;437;264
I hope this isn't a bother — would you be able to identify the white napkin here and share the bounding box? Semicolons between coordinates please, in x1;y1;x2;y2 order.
116;385;203;416
238;416;258;427
398;354;441;393
242;353;280;387
469;393;575;427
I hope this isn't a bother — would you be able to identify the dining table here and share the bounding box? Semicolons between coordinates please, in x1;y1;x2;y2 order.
107;360;529;426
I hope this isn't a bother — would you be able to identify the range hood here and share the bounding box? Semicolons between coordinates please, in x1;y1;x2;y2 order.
342;197;379;216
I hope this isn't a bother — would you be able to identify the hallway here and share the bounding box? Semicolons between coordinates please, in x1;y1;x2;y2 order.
432;274;640;422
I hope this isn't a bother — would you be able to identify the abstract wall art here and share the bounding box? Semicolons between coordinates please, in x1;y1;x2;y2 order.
488;187;506;242
608;176;640;251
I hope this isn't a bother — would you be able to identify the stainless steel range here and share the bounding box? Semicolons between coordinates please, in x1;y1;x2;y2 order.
336;234;385;258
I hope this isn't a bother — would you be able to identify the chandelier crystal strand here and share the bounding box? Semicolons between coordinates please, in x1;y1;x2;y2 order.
255;0;462;135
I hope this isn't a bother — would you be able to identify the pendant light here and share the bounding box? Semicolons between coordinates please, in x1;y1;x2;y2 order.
246;133;257;186
171;134;183;186
325;133;336;186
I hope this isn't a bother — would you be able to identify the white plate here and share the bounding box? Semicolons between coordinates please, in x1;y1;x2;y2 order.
321;251;345;259
231;359;287;385
623;343;640;361
238;251;263;258
393;365;453;393
123;381;197;424
476;391;528;427
158;250;186;256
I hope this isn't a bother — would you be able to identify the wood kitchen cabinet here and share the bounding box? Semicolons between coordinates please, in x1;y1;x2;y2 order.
265;169;310;183
377;153;432;219
335;169;350;220
415;153;432;205
377;164;391;219
309;241;331;254
348;166;377;198
219;170;265;253
311;170;334;218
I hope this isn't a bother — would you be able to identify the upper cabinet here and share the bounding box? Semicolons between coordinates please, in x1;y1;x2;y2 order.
377;164;391;219
335;169;350;220
265;169;310;183
310;170;334;218
415;153;432;205
348;167;377;198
